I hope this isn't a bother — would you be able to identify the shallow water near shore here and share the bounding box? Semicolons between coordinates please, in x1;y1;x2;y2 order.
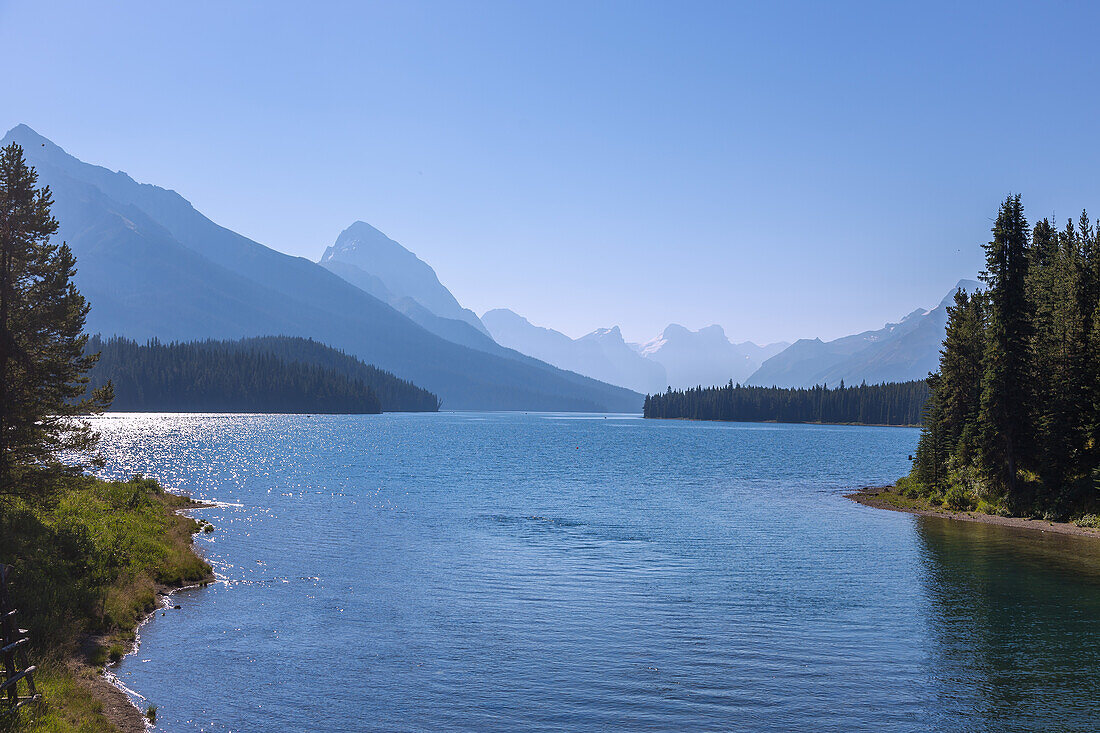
92;412;1100;732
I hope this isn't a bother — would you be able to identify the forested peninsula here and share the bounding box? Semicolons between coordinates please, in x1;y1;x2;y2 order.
85;335;442;414
643;380;929;426
885;195;1100;522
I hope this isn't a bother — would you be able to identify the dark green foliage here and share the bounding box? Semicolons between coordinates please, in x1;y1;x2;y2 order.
911;196;1100;517
0;143;112;502
912;375;948;489
914;290;987;493
0;475;209;660
84;335;442;414
643;379;929;425
978;195;1033;506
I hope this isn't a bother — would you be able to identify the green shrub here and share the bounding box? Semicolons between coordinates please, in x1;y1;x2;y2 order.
107;644;126;663
942;483;975;511
0;474;211;731
0;475;211;661
895;475;928;499
975;499;1008;516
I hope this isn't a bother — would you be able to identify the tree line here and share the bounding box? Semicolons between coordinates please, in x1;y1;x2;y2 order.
909;195;1100;517
643;380;929;425
85;335;442;414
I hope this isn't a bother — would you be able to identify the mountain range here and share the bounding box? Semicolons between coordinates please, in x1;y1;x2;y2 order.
483;312;789;393
746;280;979;388
319;221;499;352
482;310;668;394
5;123;975;405
485;282;975;393
637;325;788;388
4;124;641;412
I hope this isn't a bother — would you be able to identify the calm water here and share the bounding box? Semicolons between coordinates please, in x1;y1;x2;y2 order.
91;413;1100;732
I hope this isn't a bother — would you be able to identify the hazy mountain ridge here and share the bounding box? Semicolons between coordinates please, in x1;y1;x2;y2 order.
320;221;490;337
320;257;499;353
636;324;788;388
4;124;641;412
483;279;975;394
483;309;667;395
4;122;972;403
746;280;979;387
483;310;788;394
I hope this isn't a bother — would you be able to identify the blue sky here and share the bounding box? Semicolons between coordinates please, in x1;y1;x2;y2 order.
2;1;1098;344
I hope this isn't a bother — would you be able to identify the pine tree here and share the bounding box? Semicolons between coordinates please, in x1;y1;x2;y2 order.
978;195;1033;508
1026;217;1093;508
1078;213;1100;491
913;374;948;490
0;143;112;502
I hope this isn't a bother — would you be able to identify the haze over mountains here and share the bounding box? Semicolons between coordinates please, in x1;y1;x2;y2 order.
5;123;978;407
486;281;976;393
4;124;640;412
746;280;980;388
319;221;497;352
483;310;668;395
483;313;789;394
637;325;788;389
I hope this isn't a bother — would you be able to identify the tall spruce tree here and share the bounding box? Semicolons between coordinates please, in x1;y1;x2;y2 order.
1079;214;1100;488
913;374;948;490
937;289;985;469
1027;217;1091;507
908;197;1100;516
0;143;111;502
978;195;1032;507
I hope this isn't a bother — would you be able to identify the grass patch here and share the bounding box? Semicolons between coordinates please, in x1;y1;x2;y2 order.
1;667;113;733
865;487;936;512
0;474;212;732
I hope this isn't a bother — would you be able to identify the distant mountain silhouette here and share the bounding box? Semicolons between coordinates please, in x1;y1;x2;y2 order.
746;280;980;387
483;309;667;394
319;221;492;342
635;324;788;388
320;257;498;353
3;124;641;412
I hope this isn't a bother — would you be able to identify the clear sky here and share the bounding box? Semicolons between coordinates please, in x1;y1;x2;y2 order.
2;1;1098;344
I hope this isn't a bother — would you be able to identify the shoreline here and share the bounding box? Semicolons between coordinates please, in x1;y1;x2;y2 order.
647;417;920;428
847;486;1100;540
97;581;212;732
79;494;217;733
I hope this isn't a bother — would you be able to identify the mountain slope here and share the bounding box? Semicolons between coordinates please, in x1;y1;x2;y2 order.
320;221;490;336
321;257;499;353
483;309;668;394
4;124;641;412
747;280;979;387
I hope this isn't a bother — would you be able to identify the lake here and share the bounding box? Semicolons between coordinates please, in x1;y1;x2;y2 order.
92;413;1100;732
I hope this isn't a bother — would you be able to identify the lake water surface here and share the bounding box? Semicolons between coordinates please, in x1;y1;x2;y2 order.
92;413;1100;732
